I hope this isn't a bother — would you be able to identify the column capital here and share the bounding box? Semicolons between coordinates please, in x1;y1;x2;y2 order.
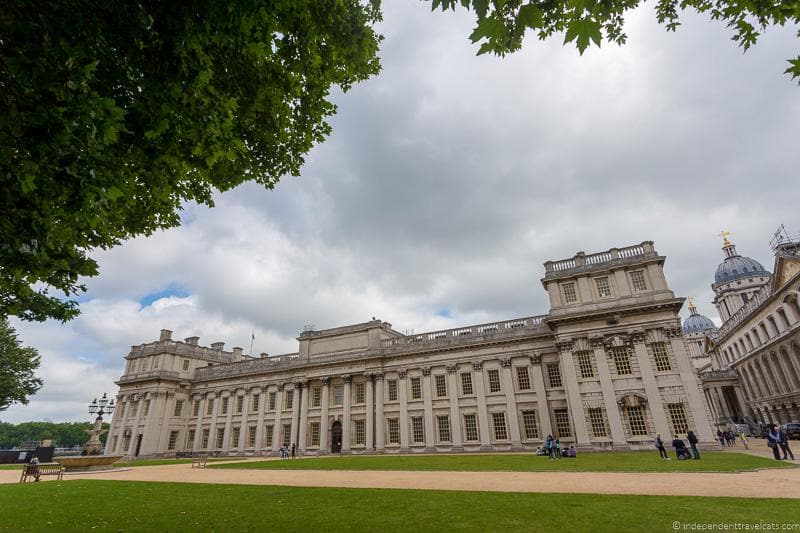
295;380;307;389
589;335;605;348
398;369;408;380
472;361;483;371
555;339;573;352
499;357;511;368
276;382;285;391
342;375;352;384
374;372;384;381
628;329;646;344
321;377;330;386
528;353;541;366
446;364;458;374
421;367;431;376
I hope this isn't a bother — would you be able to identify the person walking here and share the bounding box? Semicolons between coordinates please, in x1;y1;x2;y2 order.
717;430;725;448
767;425;782;460
654;433;669;460
291;443;296;459
778;427;795;460
687;431;700;460
740;431;749;450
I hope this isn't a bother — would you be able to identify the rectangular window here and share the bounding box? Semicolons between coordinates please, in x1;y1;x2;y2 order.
516;367;531;390
595;276;611;297
269;392;277;411
187;429;195;449
626;406;648;436
652;342;672;372
588;408;607;438
522;411;539;440
231;426;240;448
154;357;159;369
122;433;131;451
355;382;366;404
411;377;422;399
182;359;190;371
488;369;502;393
236;396;244;414
130;400;138;417
554;409;572;438
248;426;257;448
492;412;508;441
143;399;150;416
354;420;366;445
437;415;451;442
215;429;224;449
206;399;214;416
464;414;479;442
435;375;447;397
461;373;474;395
201;429;210;449
562;282;577;303
611;347;633;375
546;363;562;388
264;425;274;448
576;351;595;379
285;390;294;410
630;270;647;291
174;400;184;417
667;403;689;434
167;431;179;450
310;422;320;446
251;394;260;413
312;387;321;407
333;386;344;406
221;397;228;415
282;424;291;447
388;418;400;444
193;400;200;417
387;380;398;401
411;416;425;443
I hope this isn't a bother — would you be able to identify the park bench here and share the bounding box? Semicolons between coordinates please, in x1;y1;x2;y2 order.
19;462;64;483
191;455;209;468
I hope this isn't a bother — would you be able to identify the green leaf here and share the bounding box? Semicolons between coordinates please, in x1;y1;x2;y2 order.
517;4;543;29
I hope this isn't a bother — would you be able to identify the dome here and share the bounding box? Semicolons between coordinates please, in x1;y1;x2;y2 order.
683;313;717;334
714;255;770;284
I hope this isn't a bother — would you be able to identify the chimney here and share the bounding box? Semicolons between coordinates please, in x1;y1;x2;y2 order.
159;329;173;341
260;352;269;358
210;342;225;351
232;347;243;361
184;336;200;345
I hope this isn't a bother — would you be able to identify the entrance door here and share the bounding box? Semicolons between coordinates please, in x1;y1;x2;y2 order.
134;434;143;457
331;421;343;453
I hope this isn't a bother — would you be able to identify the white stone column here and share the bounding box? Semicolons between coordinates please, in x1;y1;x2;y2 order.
289;384;301;450
221;391;235;453
152;391;174;454
772;352;794;392
528;355;553;438
237;390;250;453
375;374;385;452
632;339;670;438
499;358;522;448
298;381;309;453
446;365;462;450
590;338;626;445
320;378;330;454
365;374;375;452
399;370;410;451
422;367;435;450
557;342;591;446
127;393;145;457
472;361;492;450
207;393;223;451
342;375;352;453
104;395;121;455
254;386;267;454
192;395;207;451
271;384;284;453
667;332;714;441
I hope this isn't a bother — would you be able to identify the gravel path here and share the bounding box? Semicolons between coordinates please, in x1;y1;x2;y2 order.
3;454;798;499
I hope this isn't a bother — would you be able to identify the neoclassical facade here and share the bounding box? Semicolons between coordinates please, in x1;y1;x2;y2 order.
696;229;800;428
105;241;714;458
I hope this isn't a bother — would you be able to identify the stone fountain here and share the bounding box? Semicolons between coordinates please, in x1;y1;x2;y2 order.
55;393;124;472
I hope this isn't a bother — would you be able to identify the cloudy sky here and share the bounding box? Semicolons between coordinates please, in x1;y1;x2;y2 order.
4;2;799;424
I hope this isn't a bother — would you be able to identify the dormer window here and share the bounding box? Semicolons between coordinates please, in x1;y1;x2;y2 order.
562;282;577;303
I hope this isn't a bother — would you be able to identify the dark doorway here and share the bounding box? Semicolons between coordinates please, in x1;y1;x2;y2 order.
331;421;343;453
134;434;143;457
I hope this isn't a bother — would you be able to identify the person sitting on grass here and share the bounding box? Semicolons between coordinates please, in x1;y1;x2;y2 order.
568;446;576;458
561;447;568;458
535;446;548;456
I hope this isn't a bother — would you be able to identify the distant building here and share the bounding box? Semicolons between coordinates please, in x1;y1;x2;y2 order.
106;241;714;458
695;227;800;429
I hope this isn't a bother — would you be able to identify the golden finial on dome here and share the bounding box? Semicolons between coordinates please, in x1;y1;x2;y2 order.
687;297;697;315
718;230;732;247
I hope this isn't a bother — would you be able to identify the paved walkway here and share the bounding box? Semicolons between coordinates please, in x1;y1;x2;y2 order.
3;446;797;499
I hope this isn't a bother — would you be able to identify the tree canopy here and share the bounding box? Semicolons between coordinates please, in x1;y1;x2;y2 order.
1;1;382;321
0;421;108;449
431;0;800;81
0;319;42;411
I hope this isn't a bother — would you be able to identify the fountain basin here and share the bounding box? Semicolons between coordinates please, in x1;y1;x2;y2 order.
55;455;124;472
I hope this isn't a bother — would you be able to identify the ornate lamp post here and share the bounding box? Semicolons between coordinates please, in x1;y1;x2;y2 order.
83;393;115;455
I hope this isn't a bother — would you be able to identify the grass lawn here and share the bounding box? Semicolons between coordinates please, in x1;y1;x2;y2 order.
0;464;23;470
115;456;249;467
211;451;793;473
1;480;798;532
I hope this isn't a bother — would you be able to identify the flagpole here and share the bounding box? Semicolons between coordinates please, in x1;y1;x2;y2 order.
249;331;255;357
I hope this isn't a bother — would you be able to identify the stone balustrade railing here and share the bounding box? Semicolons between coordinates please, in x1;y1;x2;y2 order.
713;286;773;341
117;370;181;384
128;340;232;363
699;369;739;381
544;241;655;274
380;315;548;349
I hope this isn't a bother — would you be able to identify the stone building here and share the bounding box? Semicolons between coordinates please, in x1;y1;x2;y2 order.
697;228;800;428
105;241;714;458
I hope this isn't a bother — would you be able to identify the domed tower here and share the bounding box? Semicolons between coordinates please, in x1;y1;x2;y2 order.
712;232;771;322
682;297;717;370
